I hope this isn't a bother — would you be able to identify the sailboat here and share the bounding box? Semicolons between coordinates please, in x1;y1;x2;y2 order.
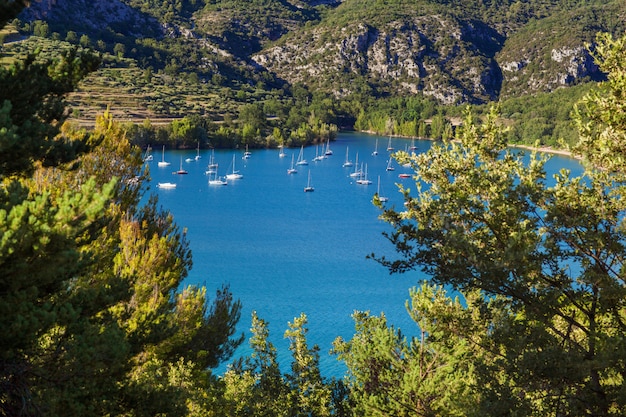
409;137;418;151
386;136;394;151
349;153;362;178
186;142;201;162
386;157;395;171
372;139;379;156
226;154;243;179
279;145;286;158
296;145;308;165
206;149;218;174
143;145;153;162
304;170;314;192
356;163;372;185
243;144;252;159
313;145;324;162
158;145;170;167
376;176;388;202
174;157;188;174
287;154;298;174
157;182;176;189
324;139;333;156
208;168;227;185
342;146;353;167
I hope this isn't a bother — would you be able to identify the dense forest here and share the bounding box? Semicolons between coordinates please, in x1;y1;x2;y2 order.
4;0;626;415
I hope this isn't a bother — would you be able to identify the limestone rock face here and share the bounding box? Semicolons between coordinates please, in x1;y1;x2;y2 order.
20;0;618;105
253;15;505;104
496;27;605;98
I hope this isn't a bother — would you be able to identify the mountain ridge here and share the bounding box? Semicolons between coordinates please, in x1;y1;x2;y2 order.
13;0;626;108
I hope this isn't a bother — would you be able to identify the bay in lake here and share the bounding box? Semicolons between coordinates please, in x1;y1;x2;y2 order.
147;132;583;378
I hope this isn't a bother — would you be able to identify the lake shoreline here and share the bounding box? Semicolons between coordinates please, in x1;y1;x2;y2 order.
358;130;579;160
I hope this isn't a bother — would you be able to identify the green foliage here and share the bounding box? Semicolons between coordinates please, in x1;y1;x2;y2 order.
574;32;626;176
353;96;439;136
333;289;476;417
373;81;626;414
0;110;245;416
0;46;100;176
285;313;332;417
0;8;245;411
222;312;337;417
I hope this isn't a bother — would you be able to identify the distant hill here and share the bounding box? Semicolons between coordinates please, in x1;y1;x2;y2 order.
13;0;626;111
254;0;625;103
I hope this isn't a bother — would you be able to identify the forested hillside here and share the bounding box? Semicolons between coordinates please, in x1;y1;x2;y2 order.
7;0;625;149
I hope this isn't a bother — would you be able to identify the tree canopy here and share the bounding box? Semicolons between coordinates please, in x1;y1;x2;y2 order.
369;31;626;416
0;7;243;415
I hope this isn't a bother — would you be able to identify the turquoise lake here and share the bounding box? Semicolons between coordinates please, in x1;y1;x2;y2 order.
147;131;583;378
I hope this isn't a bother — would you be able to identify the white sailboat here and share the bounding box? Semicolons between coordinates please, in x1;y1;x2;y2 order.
157;182;176;189
173;156;189;174
209;176;227;186
372;139;379;156
279;145;286;158
186;142;201;162
356;163;372;185
143;145;153;162
158;145;170;167
243;144;252;159
342;146;353;167
324;139;333;156
287;153;298;174
226;154;243;179
312;145;323;162
208;168;227;185
386;136;394;151
376;176;388;202
304;170;314;192
349;153;362;178
386;157;395;171
206;149;218;174
296;145;308;165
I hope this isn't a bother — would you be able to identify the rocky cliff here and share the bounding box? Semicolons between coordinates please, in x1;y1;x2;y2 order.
254;16;504;104
253;1;625;103
16;0;626;105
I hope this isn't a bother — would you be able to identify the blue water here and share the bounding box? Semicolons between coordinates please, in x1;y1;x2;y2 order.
146;132;583;378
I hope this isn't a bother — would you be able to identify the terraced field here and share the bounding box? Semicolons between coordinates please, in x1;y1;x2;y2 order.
2;36;254;127
68;66;240;126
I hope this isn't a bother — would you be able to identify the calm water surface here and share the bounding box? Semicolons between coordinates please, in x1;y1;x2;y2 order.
147;132;583;377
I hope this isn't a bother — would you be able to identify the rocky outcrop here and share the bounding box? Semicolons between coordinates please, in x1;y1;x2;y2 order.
550;46;599;85
254;15;503;104
498;38;603;98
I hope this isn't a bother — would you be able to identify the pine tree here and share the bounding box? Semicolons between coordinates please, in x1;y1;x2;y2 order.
0;7;244;413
